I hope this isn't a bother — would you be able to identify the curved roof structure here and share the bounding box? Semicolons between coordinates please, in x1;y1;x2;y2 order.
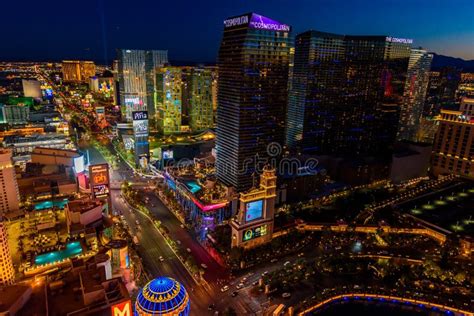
135;276;190;316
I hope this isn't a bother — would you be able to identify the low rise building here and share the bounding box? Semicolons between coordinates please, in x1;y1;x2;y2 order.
3;133;70;157
47;260;131;316
66;198;106;234
0;104;30;125
431;109;474;178
0;284;32;315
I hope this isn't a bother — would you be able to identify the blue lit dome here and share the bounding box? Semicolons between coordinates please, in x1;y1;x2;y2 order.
135;276;190;316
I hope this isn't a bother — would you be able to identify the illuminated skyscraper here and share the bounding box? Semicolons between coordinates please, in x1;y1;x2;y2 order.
216;13;292;192
0;220;14;286
286;31;411;166
117;49;168;121
398;48;433;142
155;67;183;135
22;79;42;98
190;67;217;132
62;61;96;82
0;149;20;217
117;49;168;165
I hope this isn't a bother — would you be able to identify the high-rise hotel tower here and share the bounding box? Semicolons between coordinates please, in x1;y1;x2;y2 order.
398;48;433;142
216;13;292;192
286;31;411;163
117;49;168;165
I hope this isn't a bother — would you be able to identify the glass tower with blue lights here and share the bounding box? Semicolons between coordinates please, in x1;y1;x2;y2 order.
286;31;411;163
216;13;293;192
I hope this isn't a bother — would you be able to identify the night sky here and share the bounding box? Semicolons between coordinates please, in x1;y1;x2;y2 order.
3;0;473;64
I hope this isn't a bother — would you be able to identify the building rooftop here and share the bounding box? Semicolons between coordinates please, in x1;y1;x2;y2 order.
0;284;31;314
165;164;232;207
47;263;130;316
68;198;104;214
3;133;67;144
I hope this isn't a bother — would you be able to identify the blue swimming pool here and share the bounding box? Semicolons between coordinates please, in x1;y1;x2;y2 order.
34;199;68;211
34;241;83;265
185;180;201;194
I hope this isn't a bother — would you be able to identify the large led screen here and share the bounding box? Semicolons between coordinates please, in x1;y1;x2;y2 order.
245;199;263;222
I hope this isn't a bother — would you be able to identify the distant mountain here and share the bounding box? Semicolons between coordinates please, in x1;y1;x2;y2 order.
431;53;474;72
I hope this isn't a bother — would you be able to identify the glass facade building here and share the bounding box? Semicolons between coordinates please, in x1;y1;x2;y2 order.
155;67;183;135
286;31;411;162
397;48;433;142
190;67;217;132
216;13;293;192
117;49;168;121
117;49;168;165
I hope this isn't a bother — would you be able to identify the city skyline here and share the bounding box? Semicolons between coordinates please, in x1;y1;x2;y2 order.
2;0;474;63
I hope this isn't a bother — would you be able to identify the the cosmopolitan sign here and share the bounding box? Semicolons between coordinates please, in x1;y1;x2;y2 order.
386;36;413;44
224;15;249;28
249;14;291;32
224;13;290;32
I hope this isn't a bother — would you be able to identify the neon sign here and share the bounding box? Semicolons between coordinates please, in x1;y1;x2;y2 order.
224;13;291;32
190;196;228;212
385;36;413;44
111;300;132;316
249;14;290;32
224;15;249;28
243;224;268;242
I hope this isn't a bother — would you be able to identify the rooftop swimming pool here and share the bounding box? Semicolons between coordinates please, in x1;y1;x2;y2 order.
34;199;68;211
184;180;202;194
34;241;83;266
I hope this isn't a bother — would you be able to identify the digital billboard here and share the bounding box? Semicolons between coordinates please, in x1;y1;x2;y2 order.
93;184;109;198
89;164;110;201
245;199;263;222
163;149;173;160
132;111;149;137
89;164;109;185
242;224;268;242
133;119;148;136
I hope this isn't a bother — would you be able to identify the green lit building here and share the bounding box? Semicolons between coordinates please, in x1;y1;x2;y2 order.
190;67;217;132
155;67;183;135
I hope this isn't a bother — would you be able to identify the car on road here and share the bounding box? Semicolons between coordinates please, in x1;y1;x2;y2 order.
231;291;238;297
220;285;229;292
201;263;208;269
133;236;139;245
261;271;269;277
135;220;140;226
159;256;164;262
270;258;278;263
252;281;258;286
282;292;291;298
236;283;244;290
180;224;185;229
186;248;191;253
283;261;291;267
